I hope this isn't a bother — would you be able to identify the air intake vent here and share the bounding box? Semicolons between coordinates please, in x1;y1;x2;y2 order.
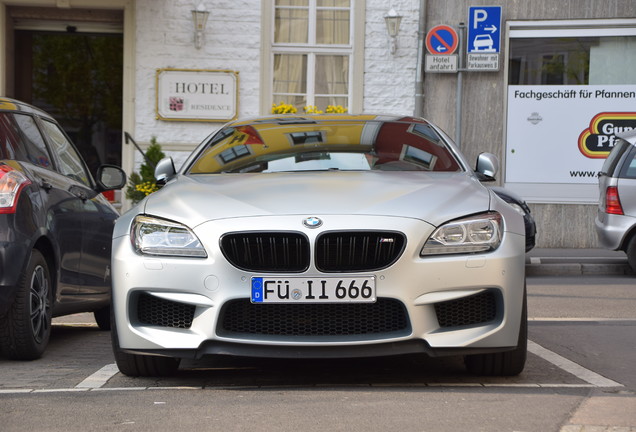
136;293;196;329
220;232;310;272
434;290;498;328
316;231;406;272
218;298;409;338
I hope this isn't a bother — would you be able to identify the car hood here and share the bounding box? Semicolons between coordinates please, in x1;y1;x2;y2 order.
139;171;492;229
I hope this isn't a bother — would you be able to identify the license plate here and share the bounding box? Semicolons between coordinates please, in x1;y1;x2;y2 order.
251;276;376;303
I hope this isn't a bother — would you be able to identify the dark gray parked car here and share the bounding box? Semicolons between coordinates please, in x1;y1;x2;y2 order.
595;129;636;272
0;97;126;360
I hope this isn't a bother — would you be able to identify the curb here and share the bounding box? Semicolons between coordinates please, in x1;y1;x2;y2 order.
525;257;633;277
526;263;633;276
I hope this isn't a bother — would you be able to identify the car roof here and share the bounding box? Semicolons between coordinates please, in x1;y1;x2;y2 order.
0;97;53;120
617;129;636;146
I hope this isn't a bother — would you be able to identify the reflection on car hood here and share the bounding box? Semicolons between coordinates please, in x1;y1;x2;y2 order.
142;171;491;228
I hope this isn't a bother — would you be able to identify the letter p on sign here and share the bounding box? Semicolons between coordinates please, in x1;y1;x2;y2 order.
473;9;488;28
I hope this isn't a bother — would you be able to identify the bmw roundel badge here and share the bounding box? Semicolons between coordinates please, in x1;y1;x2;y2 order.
303;216;323;229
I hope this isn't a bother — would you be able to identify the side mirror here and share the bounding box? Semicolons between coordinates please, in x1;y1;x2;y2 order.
475;152;499;181
95;165;127;191
155;157;177;184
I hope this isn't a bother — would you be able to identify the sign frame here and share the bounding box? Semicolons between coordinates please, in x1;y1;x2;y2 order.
155;68;239;122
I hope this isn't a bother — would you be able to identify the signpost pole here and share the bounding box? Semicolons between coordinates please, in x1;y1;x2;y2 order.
456;22;466;148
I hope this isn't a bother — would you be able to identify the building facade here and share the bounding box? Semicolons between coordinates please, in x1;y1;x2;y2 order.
1;0;635;247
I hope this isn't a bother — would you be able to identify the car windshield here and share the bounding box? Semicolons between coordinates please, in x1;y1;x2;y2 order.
186;116;463;174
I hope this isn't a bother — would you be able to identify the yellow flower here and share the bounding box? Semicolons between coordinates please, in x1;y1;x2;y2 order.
304;105;323;114
271;101;297;114
135;181;159;196
326;105;347;114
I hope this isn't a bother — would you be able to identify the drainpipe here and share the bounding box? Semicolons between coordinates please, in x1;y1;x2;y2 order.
414;0;427;118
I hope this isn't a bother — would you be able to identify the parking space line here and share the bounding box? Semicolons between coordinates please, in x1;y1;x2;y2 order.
75;363;120;389
528;340;622;387
530;318;636;322
0;339;624;394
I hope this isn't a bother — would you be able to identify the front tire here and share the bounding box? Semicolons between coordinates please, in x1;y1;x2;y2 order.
464;287;528;376
110;306;180;377
93;306;111;331
0;250;53;360
625;234;636;273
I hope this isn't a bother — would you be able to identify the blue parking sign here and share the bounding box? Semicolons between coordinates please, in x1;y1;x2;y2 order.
467;6;502;54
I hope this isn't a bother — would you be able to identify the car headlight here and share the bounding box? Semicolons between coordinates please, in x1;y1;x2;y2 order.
131;215;207;257
421;212;502;256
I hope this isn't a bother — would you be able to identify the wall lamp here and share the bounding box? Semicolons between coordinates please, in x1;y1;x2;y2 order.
192;3;210;49
384;8;403;55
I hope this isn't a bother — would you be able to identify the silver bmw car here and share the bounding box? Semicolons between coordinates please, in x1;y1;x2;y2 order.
111;115;527;377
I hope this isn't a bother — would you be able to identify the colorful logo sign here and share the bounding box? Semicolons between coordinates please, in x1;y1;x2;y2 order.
578;112;636;158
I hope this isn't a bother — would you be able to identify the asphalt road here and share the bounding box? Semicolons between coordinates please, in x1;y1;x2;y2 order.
1;273;634;432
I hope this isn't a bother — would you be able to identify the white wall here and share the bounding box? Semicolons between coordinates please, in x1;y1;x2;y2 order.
131;0;421;170
133;0;262;152
363;0;419;115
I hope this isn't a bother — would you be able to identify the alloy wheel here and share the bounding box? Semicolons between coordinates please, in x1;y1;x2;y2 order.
29;265;51;344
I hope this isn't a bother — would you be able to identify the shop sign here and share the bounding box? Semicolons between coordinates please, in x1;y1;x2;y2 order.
505;85;636;202
156;68;239;122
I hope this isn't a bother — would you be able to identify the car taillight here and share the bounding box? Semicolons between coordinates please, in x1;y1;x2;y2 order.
0;164;32;214
605;186;624;215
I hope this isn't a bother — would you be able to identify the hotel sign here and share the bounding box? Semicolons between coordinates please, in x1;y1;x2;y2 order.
156;68;239;122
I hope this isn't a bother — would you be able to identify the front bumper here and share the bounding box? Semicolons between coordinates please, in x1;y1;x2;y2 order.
112;215;526;359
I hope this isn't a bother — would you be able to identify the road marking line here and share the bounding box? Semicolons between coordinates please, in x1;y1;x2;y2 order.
75;363;120;389
91;387;147;392
34;388;89;393
530;318;636;322
0;383;599;395
0;389;32;394
2;339;623;394
528;340;622;388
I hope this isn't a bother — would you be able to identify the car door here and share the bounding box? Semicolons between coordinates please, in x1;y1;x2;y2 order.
9;112;84;300
37;118;114;303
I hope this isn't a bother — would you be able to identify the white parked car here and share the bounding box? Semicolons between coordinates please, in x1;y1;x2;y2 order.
110;114;527;377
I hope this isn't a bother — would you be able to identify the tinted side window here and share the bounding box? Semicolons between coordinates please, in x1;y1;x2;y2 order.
39;119;90;186
0;112;53;168
619;145;636;179
601;139;631;177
